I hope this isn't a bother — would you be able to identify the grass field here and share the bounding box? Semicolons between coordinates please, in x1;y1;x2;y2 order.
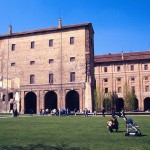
0;115;149;150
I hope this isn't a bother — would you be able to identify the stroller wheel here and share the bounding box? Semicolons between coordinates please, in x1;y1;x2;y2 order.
125;133;129;136
134;132;141;137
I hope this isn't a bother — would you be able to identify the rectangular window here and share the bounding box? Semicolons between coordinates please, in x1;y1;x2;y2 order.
104;67;107;72
104;88;108;93
49;73;53;84
117;78;121;82
117;66;121;72
70;72;75;82
30;75;35;84
11;62;15;66
2;95;5;101
145;76;148;80
70;57;75;62
30;61;35;65
70;37;74;45
144;64;148;70
49;39;53;47
31;41;35;49
9;92;13;99
49;59;54;64
104;78;108;82
130;65;134;71
118;87;121;93
145;86;149;92
131;77;135;81
12;44;15;51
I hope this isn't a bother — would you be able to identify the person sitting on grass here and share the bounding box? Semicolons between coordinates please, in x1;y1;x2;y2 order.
112;117;119;132
107;117;119;133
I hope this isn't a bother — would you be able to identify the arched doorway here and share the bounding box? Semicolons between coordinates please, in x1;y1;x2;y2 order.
10;103;13;111
24;92;37;114
144;97;150;111
65;90;79;111
135;98;139;110
44;91;57;111
116;98;124;112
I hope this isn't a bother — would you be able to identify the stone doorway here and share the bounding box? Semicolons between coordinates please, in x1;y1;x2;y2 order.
10;103;13;111
116;98;124;112
135;98;139;110
144;97;150;111
44;91;57;111
65;90;79;111
24;92;37;114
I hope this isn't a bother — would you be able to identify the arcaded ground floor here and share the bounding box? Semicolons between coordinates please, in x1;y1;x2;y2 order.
0;84;150;114
111;97;150;112
0;82;93;114
21;89;83;114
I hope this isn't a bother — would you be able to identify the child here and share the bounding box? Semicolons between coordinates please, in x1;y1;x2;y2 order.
107;119;113;132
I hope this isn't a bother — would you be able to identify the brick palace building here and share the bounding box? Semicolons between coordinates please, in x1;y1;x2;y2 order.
0;19;95;114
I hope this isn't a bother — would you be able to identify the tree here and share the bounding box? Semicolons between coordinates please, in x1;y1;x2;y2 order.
102;92;111;111
94;89;119;112
94;88;105;112
103;98;111;111
130;88;137;110
94;89;99;111
123;82;130;111
111;91;118;109
123;82;137;111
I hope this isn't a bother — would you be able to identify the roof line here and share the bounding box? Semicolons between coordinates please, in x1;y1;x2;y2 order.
94;50;150;63
0;22;93;38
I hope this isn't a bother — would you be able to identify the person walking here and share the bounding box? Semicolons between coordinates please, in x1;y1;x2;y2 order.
102;108;105;117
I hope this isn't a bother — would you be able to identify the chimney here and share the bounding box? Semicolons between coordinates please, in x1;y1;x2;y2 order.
58;18;62;28
122;51;124;60
9;25;12;35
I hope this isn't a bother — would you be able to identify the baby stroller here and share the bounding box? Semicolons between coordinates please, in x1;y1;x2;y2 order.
123;117;141;136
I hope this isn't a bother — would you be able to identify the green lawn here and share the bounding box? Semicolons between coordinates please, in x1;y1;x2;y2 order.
0;115;149;150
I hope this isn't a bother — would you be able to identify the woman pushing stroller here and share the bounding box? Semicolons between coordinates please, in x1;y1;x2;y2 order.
107;117;119;133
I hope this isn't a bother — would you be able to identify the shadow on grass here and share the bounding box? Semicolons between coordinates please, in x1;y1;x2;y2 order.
2;143;89;150
140;134;147;137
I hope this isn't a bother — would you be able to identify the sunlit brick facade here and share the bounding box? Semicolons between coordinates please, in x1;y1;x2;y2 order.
94;51;150;111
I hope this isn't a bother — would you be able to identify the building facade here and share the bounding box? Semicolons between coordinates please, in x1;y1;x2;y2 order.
94;51;150;111
0;20;149;114
0;19;95;114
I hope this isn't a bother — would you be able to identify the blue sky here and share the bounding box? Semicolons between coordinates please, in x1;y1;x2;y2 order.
0;0;150;55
